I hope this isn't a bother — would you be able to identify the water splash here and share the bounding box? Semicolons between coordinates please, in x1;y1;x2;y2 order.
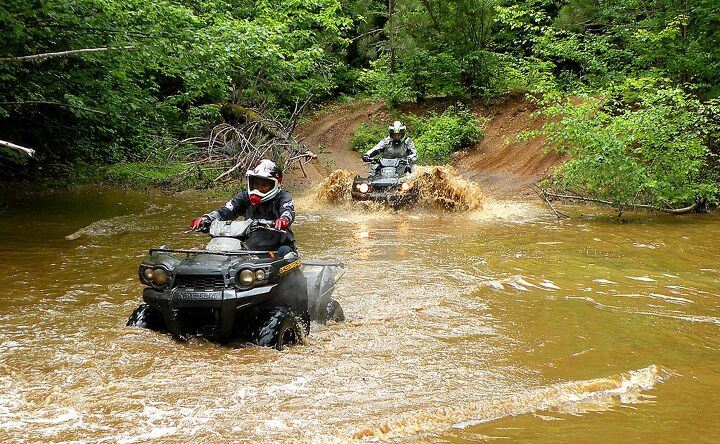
314;169;356;204
311;166;484;211
413;165;484;211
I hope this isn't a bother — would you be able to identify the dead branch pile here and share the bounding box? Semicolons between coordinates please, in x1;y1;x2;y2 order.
166;102;316;184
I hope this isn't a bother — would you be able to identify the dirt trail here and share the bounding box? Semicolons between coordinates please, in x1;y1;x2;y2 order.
283;100;384;190
286;97;563;198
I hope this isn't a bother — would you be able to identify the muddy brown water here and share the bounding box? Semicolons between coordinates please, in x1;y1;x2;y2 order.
1;188;719;443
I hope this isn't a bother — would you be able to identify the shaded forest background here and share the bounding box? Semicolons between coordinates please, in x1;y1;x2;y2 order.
1;0;719;207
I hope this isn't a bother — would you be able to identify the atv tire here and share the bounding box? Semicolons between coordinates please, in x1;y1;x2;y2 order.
326;299;345;322
126;303;164;331
254;307;305;350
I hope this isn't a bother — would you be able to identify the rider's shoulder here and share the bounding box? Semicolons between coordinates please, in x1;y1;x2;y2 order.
276;188;294;200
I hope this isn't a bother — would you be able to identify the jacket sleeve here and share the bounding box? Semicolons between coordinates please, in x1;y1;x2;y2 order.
276;191;296;224
365;138;388;158
405;138;418;162
206;191;249;220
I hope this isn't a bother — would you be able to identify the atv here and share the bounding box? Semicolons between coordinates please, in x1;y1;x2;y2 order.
126;218;345;349
351;158;418;207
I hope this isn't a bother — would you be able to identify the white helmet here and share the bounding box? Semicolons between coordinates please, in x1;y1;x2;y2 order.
388;120;406;145
246;159;282;204
388;120;406;137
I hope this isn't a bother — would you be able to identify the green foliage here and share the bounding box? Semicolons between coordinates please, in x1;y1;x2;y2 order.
410;106;485;163
358;57;417;106
351;106;485;164
537;80;720;207
351;118;387;152
0;0;351;176
2;0;720;202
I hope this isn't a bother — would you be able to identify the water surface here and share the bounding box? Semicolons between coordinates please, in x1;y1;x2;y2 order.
0;189;718;443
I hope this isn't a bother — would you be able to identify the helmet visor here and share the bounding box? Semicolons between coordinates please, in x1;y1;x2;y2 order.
249;176;276;194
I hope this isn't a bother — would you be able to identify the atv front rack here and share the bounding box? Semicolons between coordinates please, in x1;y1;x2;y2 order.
149;248;275;257
149;250;346;269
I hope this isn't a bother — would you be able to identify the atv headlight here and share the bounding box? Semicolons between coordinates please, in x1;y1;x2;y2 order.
357;182;369;193
139;265;170;288
255;269;266;281
151;268;168;285
399;181;413;192
236;269;256;287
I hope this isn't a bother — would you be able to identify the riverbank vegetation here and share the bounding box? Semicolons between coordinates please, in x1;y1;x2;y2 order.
1;0;719;208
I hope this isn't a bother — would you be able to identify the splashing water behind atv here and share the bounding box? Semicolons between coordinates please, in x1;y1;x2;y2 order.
313;166;484;211
413;165;484;211
314;169;356;204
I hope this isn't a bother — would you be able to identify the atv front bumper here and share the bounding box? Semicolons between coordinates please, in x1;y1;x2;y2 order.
143;285;275;339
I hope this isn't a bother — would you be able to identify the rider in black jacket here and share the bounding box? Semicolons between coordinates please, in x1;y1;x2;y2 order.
190;159;297;256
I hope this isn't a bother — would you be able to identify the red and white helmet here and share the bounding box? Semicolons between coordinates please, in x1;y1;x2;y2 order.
246;159;283;204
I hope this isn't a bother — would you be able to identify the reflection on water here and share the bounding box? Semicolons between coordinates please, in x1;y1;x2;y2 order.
1;188;720;442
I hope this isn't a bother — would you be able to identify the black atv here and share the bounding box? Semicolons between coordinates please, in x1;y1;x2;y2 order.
351;158;418;207
126;219;345;349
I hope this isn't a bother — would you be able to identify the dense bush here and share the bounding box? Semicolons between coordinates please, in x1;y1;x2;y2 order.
533;78;720;207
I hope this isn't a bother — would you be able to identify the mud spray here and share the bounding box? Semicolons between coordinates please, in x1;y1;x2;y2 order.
311;166;484;211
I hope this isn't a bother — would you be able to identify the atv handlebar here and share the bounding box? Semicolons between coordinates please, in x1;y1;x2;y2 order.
186;218;286;235
363;158;408;164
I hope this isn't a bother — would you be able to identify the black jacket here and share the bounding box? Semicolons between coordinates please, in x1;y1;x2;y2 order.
206;189;296;251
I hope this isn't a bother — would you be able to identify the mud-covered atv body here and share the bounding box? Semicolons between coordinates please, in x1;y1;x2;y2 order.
127;219;344;349
351;158;418;207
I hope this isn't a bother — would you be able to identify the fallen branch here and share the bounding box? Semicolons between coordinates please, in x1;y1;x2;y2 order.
0;140;35;157
544;192;699;215
0;46;135;63
534;185;569;219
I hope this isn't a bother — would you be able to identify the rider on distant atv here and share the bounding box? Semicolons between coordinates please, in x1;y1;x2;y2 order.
190;159;297;257
362;121;418;176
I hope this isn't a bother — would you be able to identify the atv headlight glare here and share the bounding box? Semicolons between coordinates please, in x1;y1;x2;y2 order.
255;269;266;281
358;182;369;193
400;181;412;192
152;268;168;285
236;269;255;287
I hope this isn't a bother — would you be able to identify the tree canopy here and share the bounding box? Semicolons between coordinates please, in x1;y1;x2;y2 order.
2;0;719;207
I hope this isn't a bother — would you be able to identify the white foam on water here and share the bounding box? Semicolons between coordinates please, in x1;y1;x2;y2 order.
540;280;561;290
625;276;657;282
647;293;693;304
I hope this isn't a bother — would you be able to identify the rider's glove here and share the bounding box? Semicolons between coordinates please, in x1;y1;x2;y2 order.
190;216;210;231
274;217;290;230
362;154;371;163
